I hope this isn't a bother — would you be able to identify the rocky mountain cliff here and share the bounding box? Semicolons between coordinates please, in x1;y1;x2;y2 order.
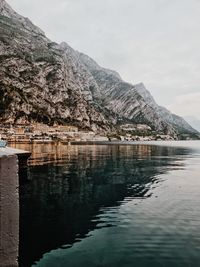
0;0;198;137
133;83;197;134
0;0;110;132
79;54;198;136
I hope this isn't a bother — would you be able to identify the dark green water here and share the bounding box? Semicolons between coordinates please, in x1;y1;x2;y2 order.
17;142;200;267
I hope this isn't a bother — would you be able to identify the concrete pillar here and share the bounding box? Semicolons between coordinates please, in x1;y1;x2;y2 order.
0;154;19;267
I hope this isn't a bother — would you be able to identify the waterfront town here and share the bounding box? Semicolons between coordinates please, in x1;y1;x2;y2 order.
0;122;176;144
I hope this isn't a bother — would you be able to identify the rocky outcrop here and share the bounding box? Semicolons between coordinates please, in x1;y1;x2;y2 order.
80;54;186;135
134;83;198;134
0;0;198;136
0;0;110;132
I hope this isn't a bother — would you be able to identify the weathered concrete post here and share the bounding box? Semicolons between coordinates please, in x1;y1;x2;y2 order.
0;153;19;267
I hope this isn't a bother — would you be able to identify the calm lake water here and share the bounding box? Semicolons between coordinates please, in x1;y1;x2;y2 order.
11;141;200;267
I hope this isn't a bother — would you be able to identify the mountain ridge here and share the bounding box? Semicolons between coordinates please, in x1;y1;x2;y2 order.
185;116;200;132
79;53;198;136
0;0;198;138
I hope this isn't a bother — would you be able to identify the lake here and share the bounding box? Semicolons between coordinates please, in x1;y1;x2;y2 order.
11;141;200;267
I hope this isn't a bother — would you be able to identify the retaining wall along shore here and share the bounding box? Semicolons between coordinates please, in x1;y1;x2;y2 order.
0;153;19;267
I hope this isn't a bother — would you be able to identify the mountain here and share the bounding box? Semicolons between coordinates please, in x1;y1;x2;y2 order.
131;83;198;134
79;54;198;136
184;116;200;132
0;0;111;132
0;0;198;138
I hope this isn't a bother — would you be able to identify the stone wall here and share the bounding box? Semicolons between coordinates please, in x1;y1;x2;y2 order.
0;154;19;267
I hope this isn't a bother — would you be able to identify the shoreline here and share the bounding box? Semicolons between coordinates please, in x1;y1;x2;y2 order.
7;139;200;147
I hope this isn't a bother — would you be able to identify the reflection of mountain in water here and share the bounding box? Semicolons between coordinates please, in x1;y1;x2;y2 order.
18;144;191;267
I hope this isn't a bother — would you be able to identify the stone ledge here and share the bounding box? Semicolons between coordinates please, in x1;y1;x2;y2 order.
0;154;19;267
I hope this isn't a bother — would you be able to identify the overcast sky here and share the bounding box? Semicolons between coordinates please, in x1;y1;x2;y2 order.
7;0;200;120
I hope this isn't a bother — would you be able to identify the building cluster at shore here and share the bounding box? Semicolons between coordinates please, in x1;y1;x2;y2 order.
0;123;177;144
118;124;175;141
0;123;109;143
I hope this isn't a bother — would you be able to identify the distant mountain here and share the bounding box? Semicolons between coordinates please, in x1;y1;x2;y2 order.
184;116;200;132
131;83;198;134
0;0;198;138
79;54;198;136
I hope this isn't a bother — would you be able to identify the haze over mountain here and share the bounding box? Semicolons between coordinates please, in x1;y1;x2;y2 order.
184;116;200;132
0;0;198;138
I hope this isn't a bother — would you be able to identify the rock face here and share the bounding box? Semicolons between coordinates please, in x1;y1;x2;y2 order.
133;82;197;134
0;0;198;136
80;54;198;135
0;0;110;132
